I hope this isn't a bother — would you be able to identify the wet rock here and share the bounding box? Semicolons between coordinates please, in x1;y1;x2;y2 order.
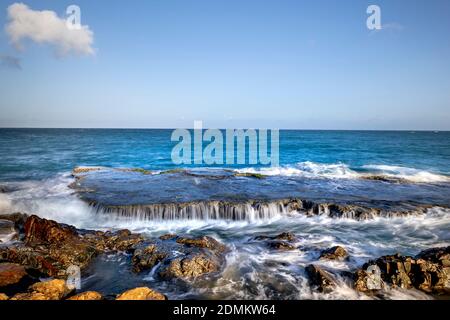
96;229;144;252
254;232;296;242
414;247;450;294
267;241;296;251
24;215;79;245
354;247;450;295
72;166;104;175
319;246;348;261
116;287;166;300
1;244;66;277
305;264;335;293
160;253;220;279
132;244;167;272
254;232;297;251
159;234;177;240
0;263;28;288
10;292;49;300
416;247;450;266
176;236;227;253
67;291;102;300
274;232;296;241
0;293;8;300
0;220;18;243
132;235;228;280
234;172;266;179
1;215;143;277
11;279;72;300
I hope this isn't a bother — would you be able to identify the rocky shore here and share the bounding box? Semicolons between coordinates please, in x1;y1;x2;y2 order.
0;213;449;300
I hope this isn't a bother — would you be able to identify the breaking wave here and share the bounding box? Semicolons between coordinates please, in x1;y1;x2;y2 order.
235;162;450;183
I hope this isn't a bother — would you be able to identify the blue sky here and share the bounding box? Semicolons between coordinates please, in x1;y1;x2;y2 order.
0;0;449;129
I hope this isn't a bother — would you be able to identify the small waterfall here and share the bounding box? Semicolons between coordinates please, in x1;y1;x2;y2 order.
87;198;430;221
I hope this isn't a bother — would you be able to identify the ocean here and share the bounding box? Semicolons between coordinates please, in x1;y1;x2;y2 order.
0;128;449;299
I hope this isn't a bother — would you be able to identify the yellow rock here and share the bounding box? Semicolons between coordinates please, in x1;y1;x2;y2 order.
116;287;166;300
0;293;9;300
11;279;73;300
30;279;72;300
67;291;102;300
10;292;49;300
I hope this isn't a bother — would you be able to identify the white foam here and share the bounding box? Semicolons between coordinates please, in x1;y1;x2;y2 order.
362;164;450;183
235;162;450;183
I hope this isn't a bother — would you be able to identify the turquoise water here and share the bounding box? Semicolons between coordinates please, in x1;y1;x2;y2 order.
0;129;449;181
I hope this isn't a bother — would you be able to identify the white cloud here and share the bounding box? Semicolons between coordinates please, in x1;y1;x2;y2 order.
5;3;94;57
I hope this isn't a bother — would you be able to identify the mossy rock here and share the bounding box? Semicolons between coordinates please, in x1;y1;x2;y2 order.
234;172;266;179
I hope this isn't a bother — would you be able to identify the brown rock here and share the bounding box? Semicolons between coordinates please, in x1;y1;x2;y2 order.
176;236;227;253
132;244;167;273
0;244;63;277
159;234;177;240
274;232;296;241
1;216;143;277
354;269;370;292
305;264;335;293
0;293;8;300
67;291;102;300
354;247;450;295
10;292;48;300
255;232;296;242
267;241;296;251
0;263;28;288
29;279;72;300
160;254;219;279
11;279;72;300
116;287;166;300
24;215;78;245
320;246;348;260
102;229;144;252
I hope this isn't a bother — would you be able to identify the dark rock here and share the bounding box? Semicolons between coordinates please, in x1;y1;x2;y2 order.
132;235;228;280
254;232;297;251
319;246;348;260
274;232;296;241
176;236;227;254
354;247;450;295
267;241;296;251
159;234;177;240
1;215;143;277
254;232;296;242
305;264;335;293
132;244;167;272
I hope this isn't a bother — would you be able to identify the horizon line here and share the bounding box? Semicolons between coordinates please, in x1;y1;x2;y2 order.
0;127;448;132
